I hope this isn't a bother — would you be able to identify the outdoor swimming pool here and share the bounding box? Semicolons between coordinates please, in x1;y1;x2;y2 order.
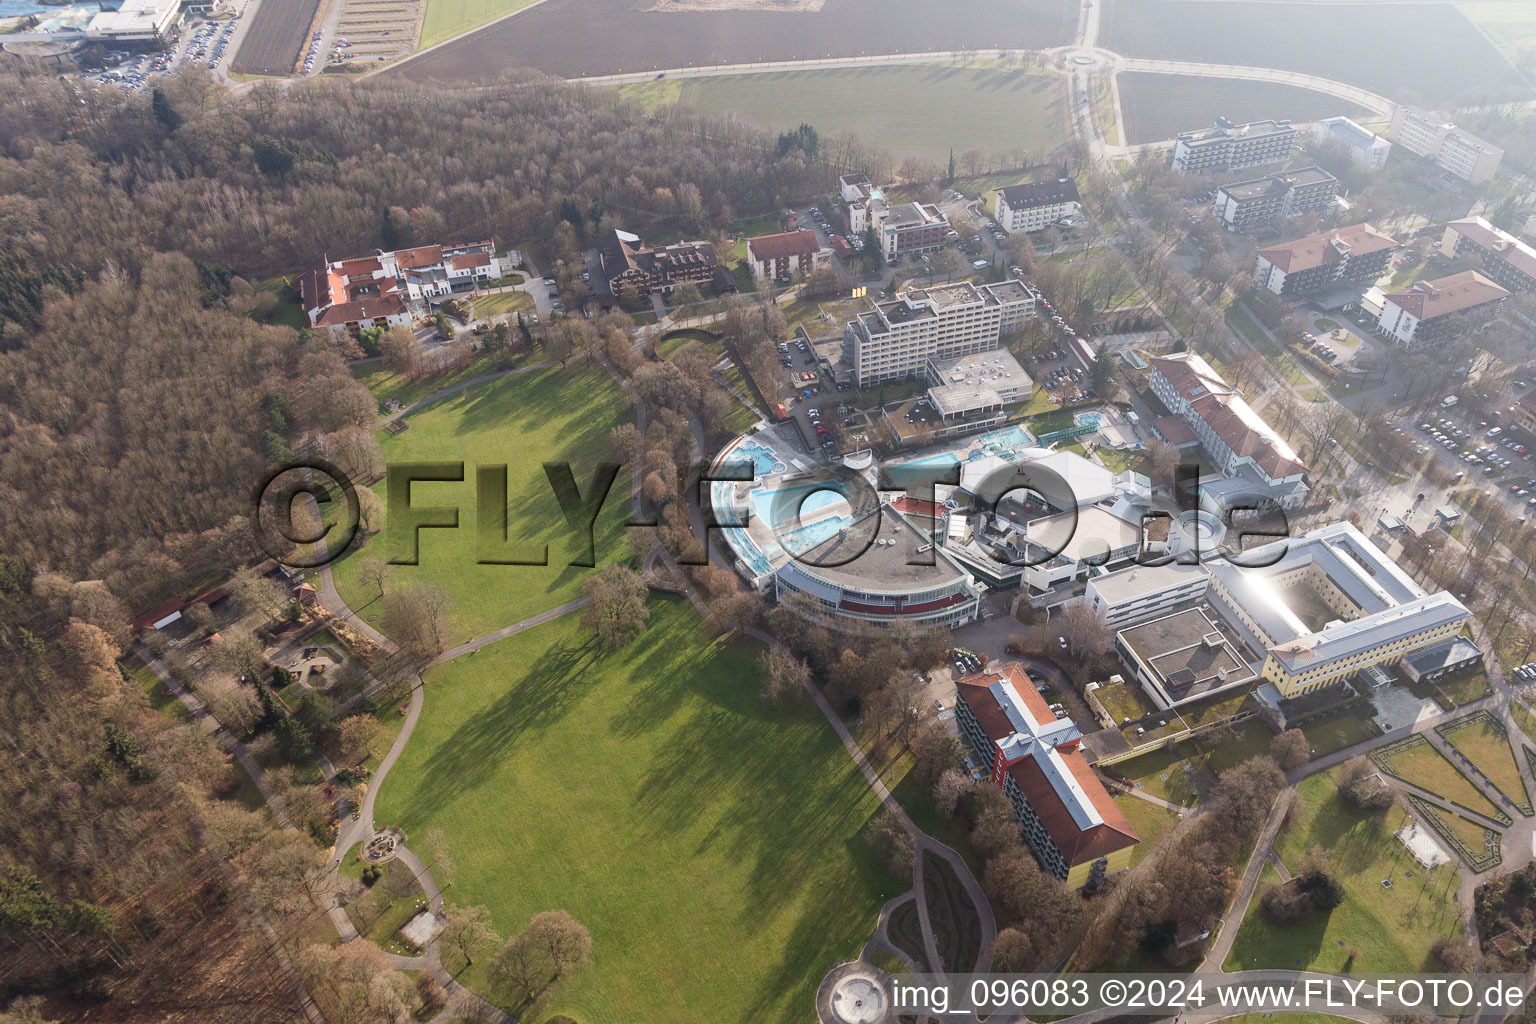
980;425;1033;449
725;440;786;478
886;451;961;486
750;483;851;527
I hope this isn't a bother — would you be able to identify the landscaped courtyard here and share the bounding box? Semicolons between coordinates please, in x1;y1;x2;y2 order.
332;365;634;644
373;597;900;1023
1223;768;1464;973
1103;745;1207;806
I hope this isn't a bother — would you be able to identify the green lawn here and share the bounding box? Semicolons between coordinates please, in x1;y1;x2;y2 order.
1112;793;1181;869
418;0;541;49
1300;710;1377;759
1371;735;1509;824
1104;745;1205;806
374;598;900;1023
126;655;193;723
1441;669;1489;705
1223;768;1463;973
614;63;1071;165
253;275;307;331
332;365;633;645
470;290;534;317
1437;712;1533;815
350;347;526;412
1511;698;1536;743
1191;720;1274;778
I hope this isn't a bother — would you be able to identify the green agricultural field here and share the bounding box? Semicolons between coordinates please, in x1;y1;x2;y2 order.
1457;3;1536;66
374;598;900;1024
418;0;541;49
1371;735;1509;825
332;365;633;644
1437;712;1533;815
1112;793;1182;868
1223;768;1463;973
615;64;1072;165
1103;746;1205;806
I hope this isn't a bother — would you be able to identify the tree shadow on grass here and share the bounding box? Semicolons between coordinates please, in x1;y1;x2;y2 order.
389;632;605;826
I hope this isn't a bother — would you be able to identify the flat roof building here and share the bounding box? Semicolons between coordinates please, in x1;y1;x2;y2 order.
1387;105;1502;184
1213;167;1338;233
1253;223;1398;296
844;280;1037;388
1318;117;1392;172
881;202;948;258
954;663;1137;887
1171;117;1298;174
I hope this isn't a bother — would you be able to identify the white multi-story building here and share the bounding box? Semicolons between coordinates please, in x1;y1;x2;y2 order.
1317;117;1393;172
1387;106;1503;184
1212;166;1338;233
844;281;1036;387
1170;118;1299;174
994;179;1081;234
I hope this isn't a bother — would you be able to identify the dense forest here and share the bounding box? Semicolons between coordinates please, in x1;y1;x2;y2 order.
0;70;832;608
0;67;835;1021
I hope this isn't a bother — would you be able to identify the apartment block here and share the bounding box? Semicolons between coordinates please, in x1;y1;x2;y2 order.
1440;217;1536;294
1170;117;1298;174
1377;271;1509;346
1387;105;1503;184
843;280;1036;387
954;663;1137;887
994;178;1082;234
1212;166;1338;232
1252;222;1397;296
881;202;949;258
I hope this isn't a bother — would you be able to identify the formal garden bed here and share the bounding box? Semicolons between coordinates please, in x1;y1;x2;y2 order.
1407;794;1501;873
1369;733;1512;826
1435;711;1533;816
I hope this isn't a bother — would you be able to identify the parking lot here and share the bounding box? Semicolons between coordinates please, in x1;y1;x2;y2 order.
319;0;419;71
778;336;856;455
85;19;238;90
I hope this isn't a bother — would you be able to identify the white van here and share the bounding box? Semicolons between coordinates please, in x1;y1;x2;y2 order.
1442;395;1459;408
971;259;989;270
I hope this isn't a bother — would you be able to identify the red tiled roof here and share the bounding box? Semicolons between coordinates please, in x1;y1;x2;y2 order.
1152;415;1198;446
1385;270;1508;319
748;230;821;262
450;252;492;271
1256;223;1396;274
1006;751;1138;867
955;663;1052;742
394;245;444;270
296;256;333;311
1446;217;1536;285
1153;353;1307;479
315;293;408;326
337;256;383;277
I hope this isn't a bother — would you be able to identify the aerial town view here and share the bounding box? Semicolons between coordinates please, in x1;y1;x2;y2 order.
3;0;1536;1021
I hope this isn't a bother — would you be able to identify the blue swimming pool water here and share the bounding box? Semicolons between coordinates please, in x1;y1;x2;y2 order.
981;425;1033;449
750;484;849;527
886;451;961;485
722;440;784;479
